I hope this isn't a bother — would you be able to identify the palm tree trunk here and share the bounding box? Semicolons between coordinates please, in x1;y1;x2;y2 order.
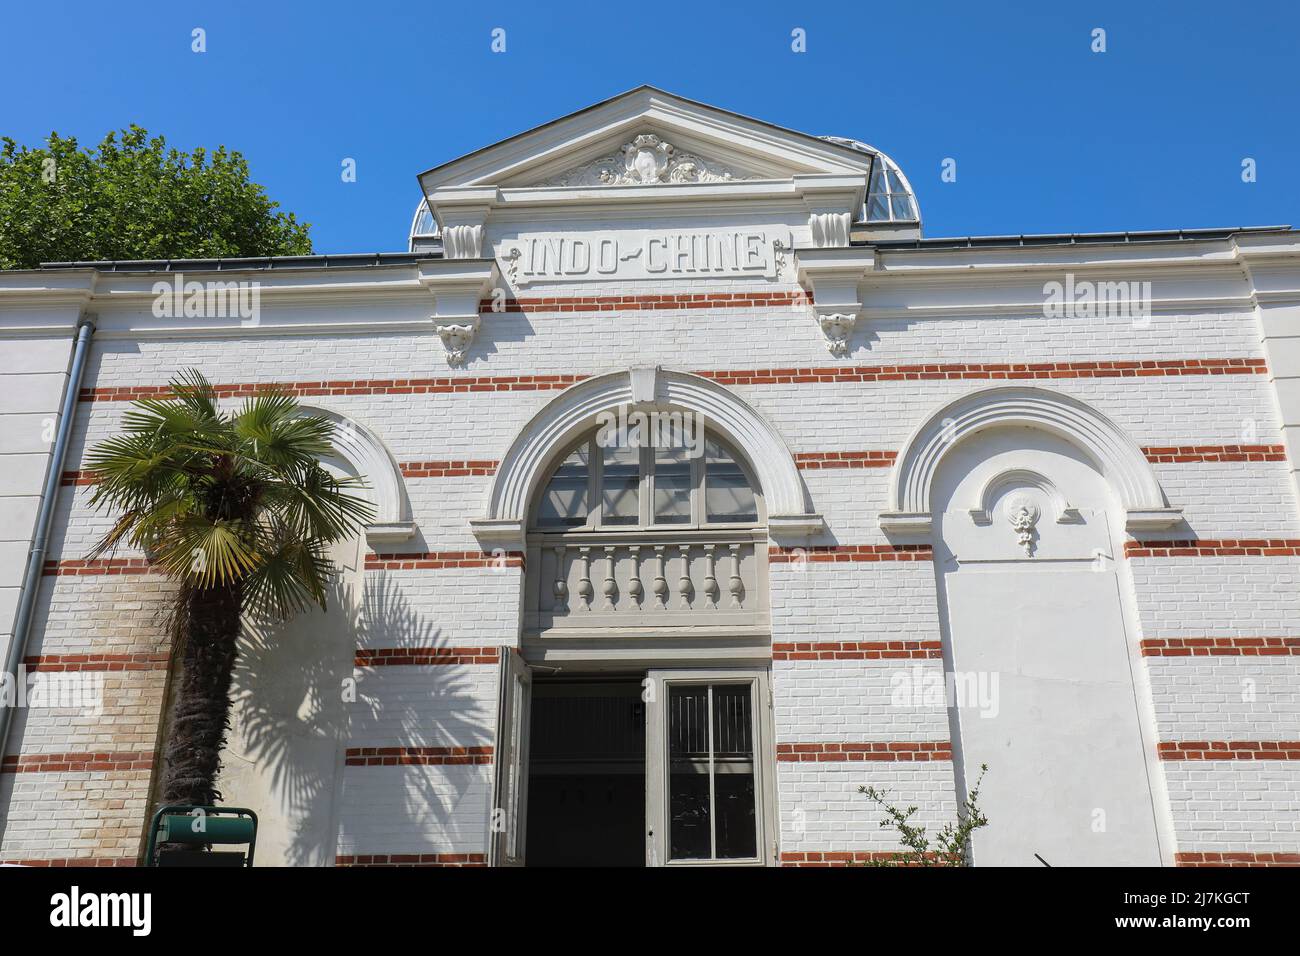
162;584;243;806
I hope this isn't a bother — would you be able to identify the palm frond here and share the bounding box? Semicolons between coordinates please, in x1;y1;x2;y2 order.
242;535;336;619
82;367;373;631
164;368;224;426
262;467;375;540
87;508;142;563
152;516;261;588
233;394;335;470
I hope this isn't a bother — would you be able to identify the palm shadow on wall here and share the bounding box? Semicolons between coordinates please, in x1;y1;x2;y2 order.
229;571;492;866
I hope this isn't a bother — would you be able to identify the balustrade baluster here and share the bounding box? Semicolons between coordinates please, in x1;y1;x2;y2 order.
652;546;668;610
677;545;692;609
601;546;617;610
728;544;743;609
703;544;719;609
628;546;644;609
552;545;568;613
577;547;593;611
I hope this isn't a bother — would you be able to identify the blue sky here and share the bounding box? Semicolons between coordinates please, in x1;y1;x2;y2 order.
3;1;1297;252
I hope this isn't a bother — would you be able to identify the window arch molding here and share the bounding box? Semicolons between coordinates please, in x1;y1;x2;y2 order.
471;368;822;548
879;385;1182;535
297;404;416;544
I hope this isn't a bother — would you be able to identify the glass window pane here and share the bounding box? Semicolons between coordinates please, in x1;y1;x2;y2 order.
867;193;890;221
705;439;757;524
668;685;712;860
654;442;692;524
712;684;757;859
601;435;640;525
666;682;759;862
868;165;886;194
537;445;589;527
412;206;436;235
890;193;916;220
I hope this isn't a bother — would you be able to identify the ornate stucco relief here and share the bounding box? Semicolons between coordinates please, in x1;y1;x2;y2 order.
538;134;756;187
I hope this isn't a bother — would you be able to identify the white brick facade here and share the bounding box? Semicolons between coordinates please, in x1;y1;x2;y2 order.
2;87;1298;868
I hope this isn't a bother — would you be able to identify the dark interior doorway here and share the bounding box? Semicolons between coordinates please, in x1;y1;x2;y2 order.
525;677;645;866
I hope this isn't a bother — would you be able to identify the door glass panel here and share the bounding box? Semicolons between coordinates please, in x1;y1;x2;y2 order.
654;441;692;524
537;444;590;527
666;681;758;861
601;433;640;525
668;685;711;860
712;684;757;859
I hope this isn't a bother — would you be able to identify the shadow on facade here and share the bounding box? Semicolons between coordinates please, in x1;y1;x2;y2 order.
228;572;492;865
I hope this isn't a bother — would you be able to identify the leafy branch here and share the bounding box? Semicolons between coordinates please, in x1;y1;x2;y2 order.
858;763;989;866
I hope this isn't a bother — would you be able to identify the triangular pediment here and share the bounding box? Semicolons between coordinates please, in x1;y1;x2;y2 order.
418;86;874;193
526;131;767;188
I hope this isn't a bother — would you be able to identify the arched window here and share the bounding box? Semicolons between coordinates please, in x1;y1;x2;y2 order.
533;427;760;530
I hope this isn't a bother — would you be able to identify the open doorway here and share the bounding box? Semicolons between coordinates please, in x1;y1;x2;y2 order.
493;657;776;867
525;677;646;867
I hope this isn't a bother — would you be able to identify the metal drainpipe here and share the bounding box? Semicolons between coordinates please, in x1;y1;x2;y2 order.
0;316;96;769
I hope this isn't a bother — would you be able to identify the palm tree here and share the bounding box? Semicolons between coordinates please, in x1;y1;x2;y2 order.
83;370;374;807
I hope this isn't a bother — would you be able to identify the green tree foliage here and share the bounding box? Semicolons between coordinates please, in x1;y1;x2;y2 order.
0;125;312;269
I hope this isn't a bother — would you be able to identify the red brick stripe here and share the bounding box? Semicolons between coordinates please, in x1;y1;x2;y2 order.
1142;444;1288;463
344;746;493;766
1;751;156;773
355;647;501;666
23;653;170;672
1157;741;1300;761
770;544;933;563
1176;851;1300;867
77;358;1266;404
61;445;1289;491
794;451;897;469
42;558;153;577
44;540;1299;577
480;291;809;314
773;641;942;661
776;742;952;762
1141;638;1300;657
399;459;499;478
66;445;1287;487
81;375;588;402
0;857;138;868
1125;539;1300;558
701;358;1267;387
365;551;523;570
336;853;486;867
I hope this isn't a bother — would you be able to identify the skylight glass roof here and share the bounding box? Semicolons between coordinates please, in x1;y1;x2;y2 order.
410;201;437;243
819;136;921;224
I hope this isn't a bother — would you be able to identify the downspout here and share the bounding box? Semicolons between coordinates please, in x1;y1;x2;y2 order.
0;316;96;768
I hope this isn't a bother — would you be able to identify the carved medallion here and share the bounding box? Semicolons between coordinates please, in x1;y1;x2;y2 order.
539;133;751;187
1005;493;1041;557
